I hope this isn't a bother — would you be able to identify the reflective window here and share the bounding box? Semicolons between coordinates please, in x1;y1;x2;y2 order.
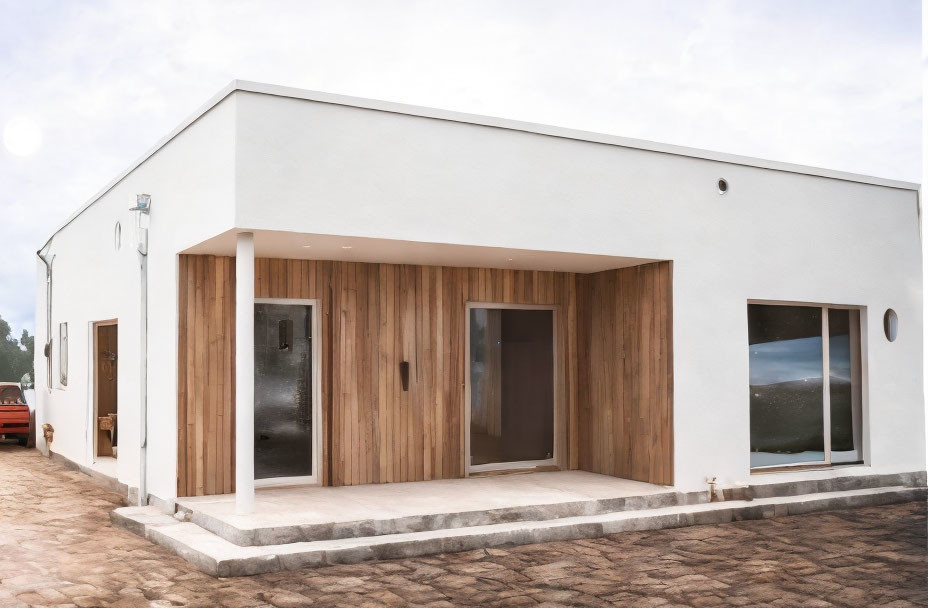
59;322;68;387
254;303;312;479
749;304;863;469
829;308;863;464
749;305;824;467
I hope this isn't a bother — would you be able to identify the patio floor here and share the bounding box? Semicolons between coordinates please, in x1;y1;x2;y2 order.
123;465;924;576
176;470;668;532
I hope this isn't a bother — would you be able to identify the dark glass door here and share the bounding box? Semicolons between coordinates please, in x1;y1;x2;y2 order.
470;308;554;467
254;303;313;480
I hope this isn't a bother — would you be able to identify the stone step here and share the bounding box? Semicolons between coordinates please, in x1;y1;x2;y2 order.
176;470;928;547
184;488;705;547
112;485;927;577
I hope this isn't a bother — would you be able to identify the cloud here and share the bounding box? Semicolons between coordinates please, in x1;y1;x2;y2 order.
0;0;920;336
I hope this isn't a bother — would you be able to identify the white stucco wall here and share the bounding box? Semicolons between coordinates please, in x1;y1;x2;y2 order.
35;85;925;501
234;90;925;492
34;95;237;500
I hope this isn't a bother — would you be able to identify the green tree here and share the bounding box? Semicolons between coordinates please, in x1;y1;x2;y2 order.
0;315;34;383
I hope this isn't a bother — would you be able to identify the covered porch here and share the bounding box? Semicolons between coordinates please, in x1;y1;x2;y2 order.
175;229;675;514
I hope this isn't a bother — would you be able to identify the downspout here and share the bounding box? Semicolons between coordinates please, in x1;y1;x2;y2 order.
36;244;54;391
36;244;54;456
131;194;151;506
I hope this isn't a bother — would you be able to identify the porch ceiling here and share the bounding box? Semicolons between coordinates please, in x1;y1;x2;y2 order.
182;229;656;273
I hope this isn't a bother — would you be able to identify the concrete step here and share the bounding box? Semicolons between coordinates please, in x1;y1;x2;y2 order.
178;470;927;547
113;485;927;577
184;488;708;547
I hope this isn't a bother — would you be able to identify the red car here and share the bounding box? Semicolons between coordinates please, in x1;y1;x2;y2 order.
0;383;30;446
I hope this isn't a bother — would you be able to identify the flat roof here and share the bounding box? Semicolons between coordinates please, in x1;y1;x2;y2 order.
42;79;920;249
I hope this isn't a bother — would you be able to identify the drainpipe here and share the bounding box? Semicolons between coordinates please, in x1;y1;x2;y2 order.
36;244;54;392
131;194;151;506
35;244;54;456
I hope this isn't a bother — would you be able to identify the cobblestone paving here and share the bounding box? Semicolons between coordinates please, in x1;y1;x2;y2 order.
0;444;925;607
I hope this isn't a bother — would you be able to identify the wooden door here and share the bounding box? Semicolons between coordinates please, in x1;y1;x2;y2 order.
95;323;118;457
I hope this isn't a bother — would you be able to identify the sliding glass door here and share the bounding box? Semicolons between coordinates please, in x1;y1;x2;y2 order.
827;308;864;464
748;303;863;469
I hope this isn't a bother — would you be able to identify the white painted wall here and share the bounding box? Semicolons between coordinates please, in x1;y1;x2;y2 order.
34;95;237;501
234;90;925;491
36;85;925;501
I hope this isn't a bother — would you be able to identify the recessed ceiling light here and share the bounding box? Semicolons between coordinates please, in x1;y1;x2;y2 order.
507;258;513;261
302;245;312;248
341;245;352;249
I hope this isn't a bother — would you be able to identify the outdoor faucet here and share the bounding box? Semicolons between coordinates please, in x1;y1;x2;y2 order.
706;476;725;503
41;423;54;457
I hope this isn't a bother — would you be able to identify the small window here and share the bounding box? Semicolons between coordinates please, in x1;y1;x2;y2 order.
718;178;729;194
114;222;122;250
883;309;898;342
59;322;68;387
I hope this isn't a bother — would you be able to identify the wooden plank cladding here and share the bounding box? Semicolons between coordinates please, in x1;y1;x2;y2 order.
177;255;236;498
253;260;577;487
176;255;673;495
576;262;674;486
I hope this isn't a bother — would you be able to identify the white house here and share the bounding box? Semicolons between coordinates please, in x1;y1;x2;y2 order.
34;81;927;574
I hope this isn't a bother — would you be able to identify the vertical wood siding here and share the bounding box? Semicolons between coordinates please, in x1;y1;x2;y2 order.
253;260;576;486
576;262;674;485
177;255;236;497
176;256;673;495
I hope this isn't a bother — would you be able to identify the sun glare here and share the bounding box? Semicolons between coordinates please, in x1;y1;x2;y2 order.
3;116;43;157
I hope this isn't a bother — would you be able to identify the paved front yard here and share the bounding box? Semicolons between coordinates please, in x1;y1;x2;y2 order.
0;444;925;607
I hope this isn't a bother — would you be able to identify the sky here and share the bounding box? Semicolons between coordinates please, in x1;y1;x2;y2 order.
0;0;921;337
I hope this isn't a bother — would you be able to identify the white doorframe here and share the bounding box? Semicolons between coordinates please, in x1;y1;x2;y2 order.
253;297;322;488
464;302;559;475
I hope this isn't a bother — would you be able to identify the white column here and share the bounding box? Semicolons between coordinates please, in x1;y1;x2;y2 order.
235;232;255;514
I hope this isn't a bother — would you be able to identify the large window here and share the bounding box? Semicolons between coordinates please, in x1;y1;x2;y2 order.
748;303;863;469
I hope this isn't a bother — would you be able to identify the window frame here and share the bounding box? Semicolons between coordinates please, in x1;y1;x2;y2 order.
747;299;868;472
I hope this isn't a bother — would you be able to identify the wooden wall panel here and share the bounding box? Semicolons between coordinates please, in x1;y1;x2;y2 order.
177;255;236;497
252;260;577;487
177;255;673;495
577;261;674;486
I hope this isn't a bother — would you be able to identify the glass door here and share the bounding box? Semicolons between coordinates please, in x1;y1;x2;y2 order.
254;301;314;482
468;306;555;471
